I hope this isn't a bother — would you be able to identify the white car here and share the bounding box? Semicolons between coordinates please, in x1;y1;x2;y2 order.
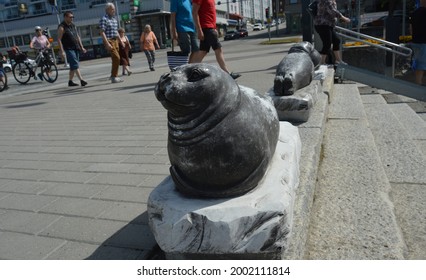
2;61;12;72
253;23;264;31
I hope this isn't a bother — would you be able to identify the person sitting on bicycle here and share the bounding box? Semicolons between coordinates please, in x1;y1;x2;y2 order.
30;26;51;80
30;26;51;51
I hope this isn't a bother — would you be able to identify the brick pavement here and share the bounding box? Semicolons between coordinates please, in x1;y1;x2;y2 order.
0;37;295;259
0;68;171;259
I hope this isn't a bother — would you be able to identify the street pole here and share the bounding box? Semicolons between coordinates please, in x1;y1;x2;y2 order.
275;0;279;35
52;0;69;67
114;0;121;29
1;16;10;49
302;0;313;42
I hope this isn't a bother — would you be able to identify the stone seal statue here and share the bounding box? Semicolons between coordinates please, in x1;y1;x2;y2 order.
273;41;319;96
288;41;321;68
155;63;280;198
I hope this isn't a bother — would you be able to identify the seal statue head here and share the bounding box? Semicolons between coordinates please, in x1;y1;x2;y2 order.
155;64;280;198
273;50;314;96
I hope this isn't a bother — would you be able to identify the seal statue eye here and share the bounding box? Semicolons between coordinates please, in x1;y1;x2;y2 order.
188;68;208;82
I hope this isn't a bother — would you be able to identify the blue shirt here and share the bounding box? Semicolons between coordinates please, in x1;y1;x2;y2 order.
170;0;196;33
99;14;118;39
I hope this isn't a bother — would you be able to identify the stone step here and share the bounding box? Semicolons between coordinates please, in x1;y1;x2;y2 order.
360;89;426;259
362;95;426;185
283;67;333;259
359;86;426;157
305;83;406;259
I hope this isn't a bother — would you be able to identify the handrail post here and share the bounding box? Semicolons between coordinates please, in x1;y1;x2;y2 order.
392;50;396;78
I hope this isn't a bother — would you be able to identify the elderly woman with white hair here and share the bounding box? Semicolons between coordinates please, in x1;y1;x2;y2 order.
139;24;160;71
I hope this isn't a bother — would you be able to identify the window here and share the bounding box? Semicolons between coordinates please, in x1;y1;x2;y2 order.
0;38;6;48
23;35;31;45
14;35;23;46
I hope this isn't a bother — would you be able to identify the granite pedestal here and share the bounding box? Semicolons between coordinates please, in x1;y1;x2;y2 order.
147;122;301;259
269;66;327;123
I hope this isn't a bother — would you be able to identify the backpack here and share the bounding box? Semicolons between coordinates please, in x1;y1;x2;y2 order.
307;1;318;17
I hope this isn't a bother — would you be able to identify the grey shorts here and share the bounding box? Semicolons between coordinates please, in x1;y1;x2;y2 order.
178;32;199;55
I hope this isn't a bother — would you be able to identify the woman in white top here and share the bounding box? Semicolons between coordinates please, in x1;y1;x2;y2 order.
30;26;51;80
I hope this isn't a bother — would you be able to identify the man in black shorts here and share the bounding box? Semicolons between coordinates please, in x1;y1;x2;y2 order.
192;0;240;79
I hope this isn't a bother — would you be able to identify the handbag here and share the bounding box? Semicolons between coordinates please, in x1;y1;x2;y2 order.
167;41;189;70
126;36;132;59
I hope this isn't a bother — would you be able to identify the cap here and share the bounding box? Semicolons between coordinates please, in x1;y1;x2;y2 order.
35;26;42;31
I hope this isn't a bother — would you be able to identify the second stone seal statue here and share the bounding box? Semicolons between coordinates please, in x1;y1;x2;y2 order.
155;64;280;198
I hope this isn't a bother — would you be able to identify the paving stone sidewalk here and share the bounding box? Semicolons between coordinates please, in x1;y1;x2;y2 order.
0;40;290;259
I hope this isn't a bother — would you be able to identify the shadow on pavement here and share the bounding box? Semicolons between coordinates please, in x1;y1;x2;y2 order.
85;211;162;260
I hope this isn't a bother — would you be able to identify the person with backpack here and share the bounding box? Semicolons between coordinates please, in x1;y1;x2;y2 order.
313;0;350;65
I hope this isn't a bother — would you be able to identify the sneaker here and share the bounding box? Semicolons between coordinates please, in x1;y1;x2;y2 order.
81;80;88;87
150;67;155;71
335;60;348;65
37;73;43;81
127;71;132;76
111;77;124;83
68;80;79;87
230;72;241;79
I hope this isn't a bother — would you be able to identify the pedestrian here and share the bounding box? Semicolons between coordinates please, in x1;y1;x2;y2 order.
0;52;7;89
313;0;350;65
191;0;241;79
99;2;123;83
140;24;160;71
30;26;52;80
170;0;199;63
57;11;88;87
409;0;426;85
118;28;132;76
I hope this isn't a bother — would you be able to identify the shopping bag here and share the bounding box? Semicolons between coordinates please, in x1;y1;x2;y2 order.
167;44;189;70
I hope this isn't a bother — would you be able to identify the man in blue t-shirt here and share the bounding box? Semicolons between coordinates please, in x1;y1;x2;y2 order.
170;0;199;62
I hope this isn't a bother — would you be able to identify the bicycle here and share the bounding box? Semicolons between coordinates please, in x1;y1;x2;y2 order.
11;48;58;85
0;66;7;92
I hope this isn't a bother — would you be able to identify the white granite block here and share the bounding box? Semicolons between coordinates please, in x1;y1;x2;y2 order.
147;122;301;259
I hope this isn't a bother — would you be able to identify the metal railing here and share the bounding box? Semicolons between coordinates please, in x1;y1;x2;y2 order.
335;26;412;77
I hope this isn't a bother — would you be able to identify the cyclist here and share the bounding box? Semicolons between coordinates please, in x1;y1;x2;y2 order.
30;26;51;80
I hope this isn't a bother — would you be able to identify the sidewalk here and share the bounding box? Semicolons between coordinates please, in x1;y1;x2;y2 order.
0;38;295;259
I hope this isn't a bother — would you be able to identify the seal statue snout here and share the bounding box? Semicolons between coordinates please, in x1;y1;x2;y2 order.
155;73;171;101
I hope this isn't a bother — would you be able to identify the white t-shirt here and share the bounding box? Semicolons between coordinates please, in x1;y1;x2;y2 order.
31;35;49;50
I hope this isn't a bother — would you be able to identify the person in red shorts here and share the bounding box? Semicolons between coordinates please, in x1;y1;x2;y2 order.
191;0;241;79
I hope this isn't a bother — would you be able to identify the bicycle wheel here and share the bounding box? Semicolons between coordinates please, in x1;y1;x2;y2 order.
41;61;58;83
12;62;32;84
0;70;7;92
